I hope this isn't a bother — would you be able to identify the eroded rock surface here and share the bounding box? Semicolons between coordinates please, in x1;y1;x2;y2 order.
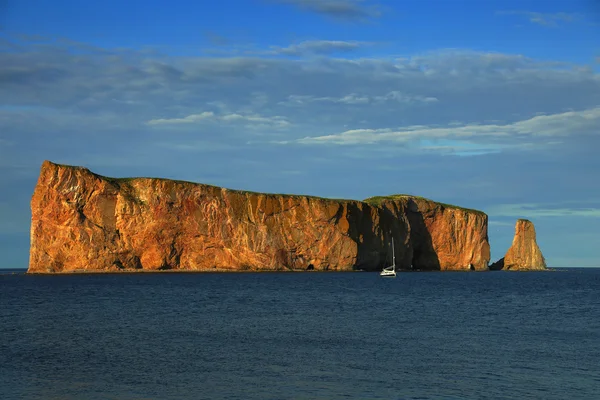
490;219;546;271
370;196;490;271
28;161;491;273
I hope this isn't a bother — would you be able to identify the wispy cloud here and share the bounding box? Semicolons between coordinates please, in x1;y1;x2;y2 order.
271;0;380;21
271;40;367;56
156;140;239;152
219;113;290;127
487;202;600;218
147;111;215;125
281;91;438;105
283;93;369;105
287;107;600;149
1;35;599;163
147;111;290;128
497;10;580;27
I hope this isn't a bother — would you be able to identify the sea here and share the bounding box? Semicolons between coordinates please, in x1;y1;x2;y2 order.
1;268;599;400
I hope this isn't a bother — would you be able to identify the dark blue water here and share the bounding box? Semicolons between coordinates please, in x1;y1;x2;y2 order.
1;269;599;400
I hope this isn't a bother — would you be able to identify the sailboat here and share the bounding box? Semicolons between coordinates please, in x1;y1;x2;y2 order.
380;236;397;278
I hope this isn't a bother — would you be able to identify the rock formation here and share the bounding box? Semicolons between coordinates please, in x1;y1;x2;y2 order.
489;219;546;270
366;196;490;271
28;161;490;273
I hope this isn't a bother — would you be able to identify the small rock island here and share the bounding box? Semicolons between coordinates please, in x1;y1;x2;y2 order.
490;219;547;271
28;161;496;273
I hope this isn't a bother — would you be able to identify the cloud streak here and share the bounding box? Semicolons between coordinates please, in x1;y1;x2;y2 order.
271;0;381;20
148;111;290;128
282;91;438;105
147;111;215;125
271;40;368;56
497;10;580;27
487;202;600;218
288;107;600;151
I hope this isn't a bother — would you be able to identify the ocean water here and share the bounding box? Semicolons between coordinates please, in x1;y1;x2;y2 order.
1;268;599;400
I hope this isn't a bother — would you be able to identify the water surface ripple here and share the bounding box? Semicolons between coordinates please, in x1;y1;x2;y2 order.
1;268;599;399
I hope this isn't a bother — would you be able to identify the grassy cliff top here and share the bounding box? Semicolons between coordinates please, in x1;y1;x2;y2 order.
44;161;486;214
364;194;486;215
45;161;355;203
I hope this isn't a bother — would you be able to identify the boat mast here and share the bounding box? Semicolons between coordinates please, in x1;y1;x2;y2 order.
392;236;395;267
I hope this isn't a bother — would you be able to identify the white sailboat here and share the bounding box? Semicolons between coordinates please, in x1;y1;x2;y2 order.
380;236;397;278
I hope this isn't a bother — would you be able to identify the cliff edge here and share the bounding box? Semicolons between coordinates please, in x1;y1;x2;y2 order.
490;219;547;270
28;161;490;273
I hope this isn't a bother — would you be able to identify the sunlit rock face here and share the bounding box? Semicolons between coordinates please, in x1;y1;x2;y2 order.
368;196;490;271
28;161;490;273
490;219;547;271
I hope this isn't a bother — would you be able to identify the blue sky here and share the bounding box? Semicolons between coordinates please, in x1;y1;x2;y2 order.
1;0;599;268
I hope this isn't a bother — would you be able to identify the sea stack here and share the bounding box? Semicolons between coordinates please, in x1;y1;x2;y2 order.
28;161;490;273
490;219;547;270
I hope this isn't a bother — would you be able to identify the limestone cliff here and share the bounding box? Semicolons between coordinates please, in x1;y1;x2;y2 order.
28;161;490;273
490;219;546;271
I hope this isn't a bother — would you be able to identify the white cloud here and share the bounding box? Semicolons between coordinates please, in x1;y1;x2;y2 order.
283;93;370;104
281;91;438;106
487;203;600;218
291;107;600;147
373;91;439;103
147;111;290;128
147;111;215;125
219;113;290;127
271;40;368;56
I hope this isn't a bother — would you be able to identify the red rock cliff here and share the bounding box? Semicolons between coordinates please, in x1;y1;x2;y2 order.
491;219;547;271
28;161;490;273
367;196;490;271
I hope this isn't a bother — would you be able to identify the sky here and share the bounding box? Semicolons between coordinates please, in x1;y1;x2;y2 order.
1;0;599;269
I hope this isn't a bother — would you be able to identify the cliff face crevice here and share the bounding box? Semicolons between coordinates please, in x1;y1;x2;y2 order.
377;197;490;271
28;161;491;273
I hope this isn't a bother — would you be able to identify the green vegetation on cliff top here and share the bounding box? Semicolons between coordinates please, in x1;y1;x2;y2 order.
46;161;485;215
364;194;486;215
